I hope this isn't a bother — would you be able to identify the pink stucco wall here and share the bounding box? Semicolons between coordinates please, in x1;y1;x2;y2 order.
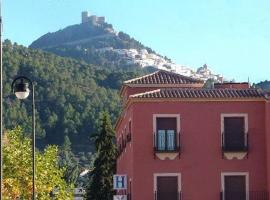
117;100;267;200
265;101;270;192
116;105;134;196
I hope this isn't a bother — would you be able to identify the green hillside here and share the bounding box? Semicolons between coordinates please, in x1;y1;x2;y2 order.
29;21;161;68
3;40;149;153
256;80;270;91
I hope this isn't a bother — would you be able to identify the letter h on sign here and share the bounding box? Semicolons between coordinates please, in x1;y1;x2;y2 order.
113;175;127;190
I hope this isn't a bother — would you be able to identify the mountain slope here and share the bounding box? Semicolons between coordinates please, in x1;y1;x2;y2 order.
4;40;149;152
30;22;154;52
29;17;173;73
256;80;270;91
30;22;113;49
30;17;224;82
30;21;157;69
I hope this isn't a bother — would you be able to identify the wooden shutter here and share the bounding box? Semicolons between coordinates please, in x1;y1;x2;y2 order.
225;175;246;200
224;117;245;150
157;176;178;200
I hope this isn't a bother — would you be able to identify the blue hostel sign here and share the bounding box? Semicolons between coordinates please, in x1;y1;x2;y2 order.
113;175;127;190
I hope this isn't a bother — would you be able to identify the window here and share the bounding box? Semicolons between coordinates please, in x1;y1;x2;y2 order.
123;130;127;148
167;130;175;151
221;173;248;200
154;173;181;200
157;130;166;150
127;121;132;142
157;177;178;200
128;180;132;200
222;115;248;152
118;138;122;156
156;117;177;152
224;176;246;200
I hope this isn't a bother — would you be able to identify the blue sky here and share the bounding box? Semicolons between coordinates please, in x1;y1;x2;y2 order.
3;0;270;82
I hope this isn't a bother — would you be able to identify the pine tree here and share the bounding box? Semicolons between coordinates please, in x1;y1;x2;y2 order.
59;135;79;185
86;112;117;200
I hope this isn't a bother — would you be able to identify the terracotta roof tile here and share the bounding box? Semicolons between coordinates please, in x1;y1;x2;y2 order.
124;70;204;85
130;88;266;99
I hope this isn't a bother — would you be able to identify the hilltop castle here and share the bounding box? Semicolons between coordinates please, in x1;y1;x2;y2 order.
81;11;105;24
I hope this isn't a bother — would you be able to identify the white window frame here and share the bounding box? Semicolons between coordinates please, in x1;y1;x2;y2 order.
153;114;180;149
221;172;249;200
153;173;182;194
221;113;248;147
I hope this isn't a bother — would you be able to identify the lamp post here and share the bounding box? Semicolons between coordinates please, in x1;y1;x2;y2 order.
0;0;3;199
11;76;36;200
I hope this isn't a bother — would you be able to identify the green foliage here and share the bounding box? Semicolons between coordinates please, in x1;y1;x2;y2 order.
29;21;163;69
30;22;115;49
3;40;147;150
3;127;73;199
58;136;79;184
30;22;155;54
256;80;270;91
3;39;150;182
86;112;117;200
203;78;215;89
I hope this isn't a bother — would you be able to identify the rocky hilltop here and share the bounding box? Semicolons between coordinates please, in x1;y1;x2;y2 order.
30;12;224;82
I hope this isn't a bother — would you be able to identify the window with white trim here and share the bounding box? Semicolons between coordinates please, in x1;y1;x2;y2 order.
221;173;249;200
156;117;177;152
221;114;248;152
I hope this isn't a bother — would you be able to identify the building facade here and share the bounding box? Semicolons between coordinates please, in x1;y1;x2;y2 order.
115;70;270;200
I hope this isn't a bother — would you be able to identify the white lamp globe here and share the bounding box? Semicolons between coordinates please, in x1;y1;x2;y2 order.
14;81;30;99
15;88;30;99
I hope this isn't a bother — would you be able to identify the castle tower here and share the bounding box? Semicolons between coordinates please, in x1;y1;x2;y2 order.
81;11;89;23
97;16;105;24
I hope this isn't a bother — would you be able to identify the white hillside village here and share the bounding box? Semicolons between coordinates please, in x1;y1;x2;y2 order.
97;47;224;82
81;11;224;82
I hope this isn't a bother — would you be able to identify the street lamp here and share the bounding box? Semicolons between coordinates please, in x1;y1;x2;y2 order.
11;76;36;200
0;0;3;199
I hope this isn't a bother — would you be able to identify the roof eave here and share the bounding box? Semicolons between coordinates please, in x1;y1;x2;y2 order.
129;97;267;102
124;83;204;88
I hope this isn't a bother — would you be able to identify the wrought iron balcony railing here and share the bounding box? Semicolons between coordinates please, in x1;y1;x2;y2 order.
153;132;181;153
222;132;249;152
154;191;182;200
220;191;269;200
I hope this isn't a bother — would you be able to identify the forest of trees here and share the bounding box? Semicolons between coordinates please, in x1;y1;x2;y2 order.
2;40;154;174
30;21;156;54
29;20;165;69
256;80;270;91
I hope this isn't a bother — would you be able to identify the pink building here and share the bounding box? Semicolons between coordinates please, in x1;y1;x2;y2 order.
115;70;270;200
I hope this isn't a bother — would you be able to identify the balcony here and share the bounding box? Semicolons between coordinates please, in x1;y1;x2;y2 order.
154;132;180;153
154;191;182;200
153;132;181;160
222;132;249;159
222;132;249;152
220;191;269;200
